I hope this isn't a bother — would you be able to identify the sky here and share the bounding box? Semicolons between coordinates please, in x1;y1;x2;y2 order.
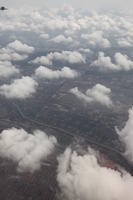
2;0;132;11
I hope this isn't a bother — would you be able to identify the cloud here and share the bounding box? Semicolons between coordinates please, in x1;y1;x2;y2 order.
70;84;113;107
31;56;52;66
0;40;34;62
0;61;19;78
114;53;133;71
51;34;73;44
0;128;57;172
0;47;28;61
117;38;133;47
116;107;133;164
57;147;133;200
40;33;50;39
91;52;133;71
35;66;78;79
0;76;38;99
7;40;35;54
91;52;118;71
81;31;111;48
31;51;86;65
78;48;92;54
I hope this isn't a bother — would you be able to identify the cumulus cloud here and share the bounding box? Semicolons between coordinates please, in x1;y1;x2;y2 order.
91;52;133;71
0;61;19;78
116;107;133;164
0;47;28;61
114;53;133;71
117;38;133;47
0;76;38;99
0;128;57;172
40;33;50;39
0;40;34;62
31;51;86;65
57;147;133;200
81;31;111;48
7;40;35;54
35;66;78;79
31;55;52;66
51;34;73;44
91;52;118;71
70;84;113;107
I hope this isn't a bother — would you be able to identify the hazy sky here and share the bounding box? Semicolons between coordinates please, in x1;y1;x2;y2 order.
2;0;132;10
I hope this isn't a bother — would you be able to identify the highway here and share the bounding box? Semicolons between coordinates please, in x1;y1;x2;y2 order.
13;102;133;175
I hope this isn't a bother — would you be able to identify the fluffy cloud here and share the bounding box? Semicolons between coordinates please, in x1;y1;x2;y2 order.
116;107;133;164
51;34;73;44
0;76;38;99
40;33;50;39
91;52;118;71
91;52;133;71
7;40;35;54
31;51;86;65
70;84;113;107
31;55;52;66
0;40;34;62
0;61;19;78
0;128;57;172
114;53;133;71
81;31;111;48
57;148;133;200
35;66;78;79
0;47;28;61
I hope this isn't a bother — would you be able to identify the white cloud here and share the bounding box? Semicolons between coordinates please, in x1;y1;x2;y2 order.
8;40;35;54
91;52;118;71
57;147;133;200
0;47;28;61
0;128;57;172
0;61;19;78
70;84;113;107
78;48;92;54
31;56;52;66
31;51;86;65
117;39;133;47
91;52;133;71
40;33;50;39
0;40;34;62
51;34;73;44
81;31;111;48
35;66;78;79
115;53;133;71
116;107;133;164
0;76;38;99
